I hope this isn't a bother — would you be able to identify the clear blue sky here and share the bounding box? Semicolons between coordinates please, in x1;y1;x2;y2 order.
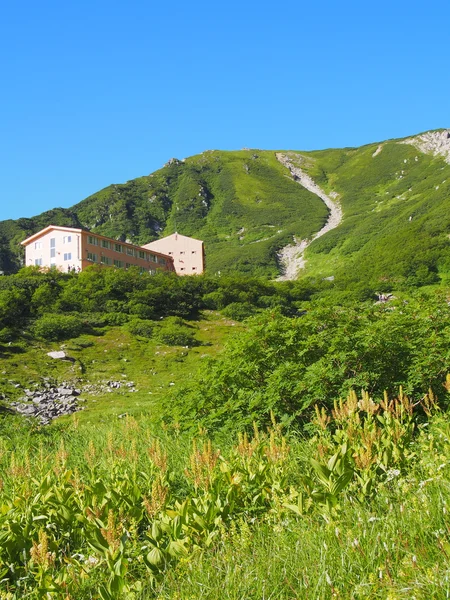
1;0;449;221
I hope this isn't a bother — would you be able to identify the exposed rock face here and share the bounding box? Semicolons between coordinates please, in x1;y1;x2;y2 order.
275;153;343;280
372;144;383;157
164;158;182;167
401;130;450;164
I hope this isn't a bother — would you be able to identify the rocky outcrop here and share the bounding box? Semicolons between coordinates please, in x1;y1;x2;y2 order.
400;129;450;164
8;379;138;425
275;153;343;280
10;383;85;425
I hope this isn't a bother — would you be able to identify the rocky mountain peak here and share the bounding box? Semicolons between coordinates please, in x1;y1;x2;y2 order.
401;129;450;164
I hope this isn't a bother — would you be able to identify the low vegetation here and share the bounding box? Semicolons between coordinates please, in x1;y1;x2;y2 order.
0;266;450;597
0;382;449;598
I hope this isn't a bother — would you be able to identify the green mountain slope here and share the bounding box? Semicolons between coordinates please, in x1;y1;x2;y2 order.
1;130;449;286
298;133;450;289
0;150;327;276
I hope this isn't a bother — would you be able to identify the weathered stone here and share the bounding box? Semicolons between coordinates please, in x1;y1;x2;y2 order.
47;351;66;359
58;387;74;395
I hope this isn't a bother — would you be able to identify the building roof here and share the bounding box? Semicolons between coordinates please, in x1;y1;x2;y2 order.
144;232;204;246
20;225;84;246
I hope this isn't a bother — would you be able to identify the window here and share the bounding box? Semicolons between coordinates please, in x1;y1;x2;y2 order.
180;267;185;271
158;257;166;266
180;251;185;255
114;243;122;253
88;235;99;246
50;238;56;248
125;262;131;268
102;240;111;249
50;248;56;258
149;269;156;275
168;252;173;255
34;241;43;250
35;258;42;266
64;253;72;261
192;267;197;270
114;259;123;268
100;256;111;265
138;250;145;259
63;236;72;244
126;247;134;256
148;253;157;263
87;252;97;262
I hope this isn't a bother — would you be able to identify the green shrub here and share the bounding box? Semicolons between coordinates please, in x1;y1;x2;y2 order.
128;301;157;319
67;336;95;349
221;302;258;321
127;318;155;338
156;320;197;346
32;314;84;341
102;312;130;326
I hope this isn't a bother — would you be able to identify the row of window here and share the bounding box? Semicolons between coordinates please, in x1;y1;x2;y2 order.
35;252;72;266
86;253;159;273
34;236;72;250
168;250;197;255
87;236;166;265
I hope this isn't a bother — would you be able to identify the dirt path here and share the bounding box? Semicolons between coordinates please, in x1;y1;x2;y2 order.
275;153;343;280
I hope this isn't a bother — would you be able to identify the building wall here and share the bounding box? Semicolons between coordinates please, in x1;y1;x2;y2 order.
143;233;204;275
23;227;175;274
24;229;83;271
79;232;174;273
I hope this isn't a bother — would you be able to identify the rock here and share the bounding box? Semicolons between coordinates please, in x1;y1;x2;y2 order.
47;351;66;359
11;382;86;425
164;158;181;167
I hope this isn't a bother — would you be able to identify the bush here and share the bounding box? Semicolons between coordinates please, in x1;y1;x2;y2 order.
102;312;130;326
156;320;197;346
168;293;450;433
127;318;155;338
32;314;84;341
221;302;258;321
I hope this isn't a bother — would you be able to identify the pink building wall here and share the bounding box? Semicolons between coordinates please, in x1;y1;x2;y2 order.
143;232;204;275
23;226;84;271
21;226;175;274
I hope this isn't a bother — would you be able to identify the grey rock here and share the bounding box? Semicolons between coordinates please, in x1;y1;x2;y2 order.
58;387;74;395
47;351;66;359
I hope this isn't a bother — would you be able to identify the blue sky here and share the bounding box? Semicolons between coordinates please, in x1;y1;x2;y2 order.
1;0;449;221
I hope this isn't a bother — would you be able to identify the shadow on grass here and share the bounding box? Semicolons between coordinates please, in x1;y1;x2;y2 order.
0;344;27;358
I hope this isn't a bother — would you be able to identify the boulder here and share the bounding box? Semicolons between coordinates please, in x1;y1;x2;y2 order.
47;351;66;359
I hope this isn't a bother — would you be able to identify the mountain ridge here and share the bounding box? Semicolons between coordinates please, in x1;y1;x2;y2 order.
1;129;449;291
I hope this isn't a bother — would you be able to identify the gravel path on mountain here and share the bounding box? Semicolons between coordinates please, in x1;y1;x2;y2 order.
275;152;343;280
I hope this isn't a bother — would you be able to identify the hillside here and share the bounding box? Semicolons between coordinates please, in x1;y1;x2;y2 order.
1;130;450;287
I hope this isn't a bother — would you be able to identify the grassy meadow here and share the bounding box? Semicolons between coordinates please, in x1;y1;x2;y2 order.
1;267;450;597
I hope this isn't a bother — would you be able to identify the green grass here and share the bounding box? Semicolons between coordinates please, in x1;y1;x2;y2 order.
1;390;450;598
0;311;241;424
